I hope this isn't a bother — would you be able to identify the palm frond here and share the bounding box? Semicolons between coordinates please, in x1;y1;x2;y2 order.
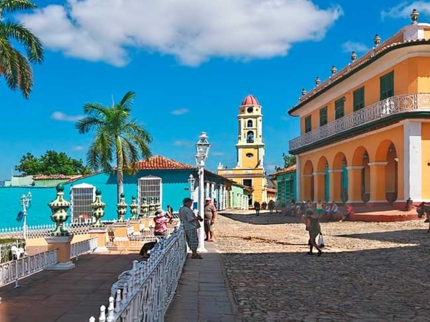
0;20;43;63
0;0;37;16
117;91;135;111
76;116;105;134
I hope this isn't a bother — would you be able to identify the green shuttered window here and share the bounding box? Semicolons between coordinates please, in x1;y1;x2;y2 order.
319;106;328;126
380;71;394;100
335;98;345;120
353;87;365;111
305;116;312;133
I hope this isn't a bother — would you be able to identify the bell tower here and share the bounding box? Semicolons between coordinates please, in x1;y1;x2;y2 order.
217;94;267;205
236;95;265;169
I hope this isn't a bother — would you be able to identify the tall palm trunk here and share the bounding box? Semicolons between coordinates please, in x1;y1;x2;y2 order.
116;135;124;203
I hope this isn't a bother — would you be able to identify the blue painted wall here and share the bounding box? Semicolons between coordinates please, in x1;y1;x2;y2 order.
0;168;228;229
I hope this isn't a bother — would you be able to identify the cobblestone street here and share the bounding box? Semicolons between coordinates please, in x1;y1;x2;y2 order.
215;211;430;322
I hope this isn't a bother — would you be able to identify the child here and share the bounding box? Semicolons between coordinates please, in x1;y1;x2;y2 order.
340;203;354;222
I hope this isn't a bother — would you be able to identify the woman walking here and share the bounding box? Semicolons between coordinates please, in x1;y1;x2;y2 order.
305;208;323;256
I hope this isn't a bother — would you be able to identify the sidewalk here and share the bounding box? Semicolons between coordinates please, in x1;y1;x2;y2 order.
165;241;242;322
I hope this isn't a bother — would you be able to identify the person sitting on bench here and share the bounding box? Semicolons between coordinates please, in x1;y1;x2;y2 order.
340;203;354;222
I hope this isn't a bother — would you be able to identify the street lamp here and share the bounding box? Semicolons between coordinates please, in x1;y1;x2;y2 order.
188;174;195;198
20;192;32;240
195;132;210;253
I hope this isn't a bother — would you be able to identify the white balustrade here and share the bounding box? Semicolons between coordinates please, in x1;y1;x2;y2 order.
289;93;430;151
70;237;98;260
89;226;187;322
0;249;57;288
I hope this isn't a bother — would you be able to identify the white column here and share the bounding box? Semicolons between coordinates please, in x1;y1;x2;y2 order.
205;182;210;199
211;183;216;200
197;167;207;253
403;121;422;201
296;155;301;201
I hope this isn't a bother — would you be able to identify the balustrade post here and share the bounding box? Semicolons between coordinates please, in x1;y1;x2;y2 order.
45;184;75;271
89;189;109;253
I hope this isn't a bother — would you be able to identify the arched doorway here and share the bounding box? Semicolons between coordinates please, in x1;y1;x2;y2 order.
332;152;348;203
374;140;398;204
316;156;329;202
351;146;370;202
303;160;314;201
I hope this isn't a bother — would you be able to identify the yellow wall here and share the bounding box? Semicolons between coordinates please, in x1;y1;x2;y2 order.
241;147;260;168
299;126;405;201
422;123;430;199
300;57;429;134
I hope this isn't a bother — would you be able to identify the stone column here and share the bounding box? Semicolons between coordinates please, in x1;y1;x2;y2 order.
45;184;75;270
347;166;364;204
301;174;313;201
296;155;301;202
403;121;422;202
328;170;342;203
368;162;388;205
312;172;326;202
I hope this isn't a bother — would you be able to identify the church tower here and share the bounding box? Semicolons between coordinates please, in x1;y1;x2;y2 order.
217;95;268;205
236;95;265;169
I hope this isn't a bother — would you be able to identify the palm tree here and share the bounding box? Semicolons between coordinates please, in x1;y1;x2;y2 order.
0;0;44;98
76;91;153;202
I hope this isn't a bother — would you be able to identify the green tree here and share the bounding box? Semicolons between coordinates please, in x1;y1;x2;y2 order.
0;0;44;98
274;153;296;171
76;91;153;202
15;151;92;175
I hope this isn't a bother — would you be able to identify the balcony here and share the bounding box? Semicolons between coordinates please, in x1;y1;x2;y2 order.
289;93;430;153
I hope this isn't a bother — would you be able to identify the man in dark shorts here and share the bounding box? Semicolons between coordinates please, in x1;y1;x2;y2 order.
204;197;217;241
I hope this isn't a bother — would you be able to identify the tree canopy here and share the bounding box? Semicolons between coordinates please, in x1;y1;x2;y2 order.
274;153;296;172
0;0;44;98
15;151;92;175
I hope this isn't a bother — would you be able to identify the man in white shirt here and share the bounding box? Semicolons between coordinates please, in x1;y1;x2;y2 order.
178;197;203;259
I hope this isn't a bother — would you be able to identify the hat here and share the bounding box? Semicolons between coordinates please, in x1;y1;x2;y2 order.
183;197;193;204
205;197;211;201
155;209;165;217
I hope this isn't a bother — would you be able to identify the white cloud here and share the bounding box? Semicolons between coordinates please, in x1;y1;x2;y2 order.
171;108;189;115
17;0;342;67
72;145;86;151
51;111;84;122
381;1;430;19
173;140;194;147
341;41;369;53
210;151;224;157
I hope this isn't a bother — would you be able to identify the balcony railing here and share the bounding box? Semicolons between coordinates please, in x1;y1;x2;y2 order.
289;93;430;152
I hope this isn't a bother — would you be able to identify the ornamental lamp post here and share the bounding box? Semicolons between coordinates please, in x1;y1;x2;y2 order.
188;174;195;198
195;132;210;253
20;192;32;240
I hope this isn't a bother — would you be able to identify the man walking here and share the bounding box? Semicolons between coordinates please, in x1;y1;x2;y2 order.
178;197;203;259
204;197;217;242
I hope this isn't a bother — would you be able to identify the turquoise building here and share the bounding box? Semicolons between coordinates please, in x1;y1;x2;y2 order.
0;155;243;229
269;165;297;206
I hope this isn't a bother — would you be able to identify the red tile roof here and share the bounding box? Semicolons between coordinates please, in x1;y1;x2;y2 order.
268;164;297;177
135;155;195;170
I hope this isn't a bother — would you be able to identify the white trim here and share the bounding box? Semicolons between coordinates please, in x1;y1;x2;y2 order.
346;166;364;170
292;46;430;117
299;122;403;156
367;162;388;166
296;155;301;201
312;172;326;175
403;121;422;201
367;200;389;203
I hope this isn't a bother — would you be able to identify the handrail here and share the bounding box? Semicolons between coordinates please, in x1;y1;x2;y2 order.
289;93;430;151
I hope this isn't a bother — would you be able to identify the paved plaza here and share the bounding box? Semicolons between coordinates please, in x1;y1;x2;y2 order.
214;210;430;321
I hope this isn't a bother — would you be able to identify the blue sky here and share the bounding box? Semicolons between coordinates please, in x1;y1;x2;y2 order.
1;0;428;180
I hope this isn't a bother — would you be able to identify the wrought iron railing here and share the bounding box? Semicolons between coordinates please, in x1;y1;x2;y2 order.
70;237;98;260
89;226;187;322
289;93;430;151
0;249;57;288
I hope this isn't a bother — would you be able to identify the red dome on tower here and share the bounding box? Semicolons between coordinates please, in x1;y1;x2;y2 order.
241;95;259;106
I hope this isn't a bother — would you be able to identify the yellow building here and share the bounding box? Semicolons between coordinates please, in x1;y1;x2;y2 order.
218;95;268;206
288;9;430;208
